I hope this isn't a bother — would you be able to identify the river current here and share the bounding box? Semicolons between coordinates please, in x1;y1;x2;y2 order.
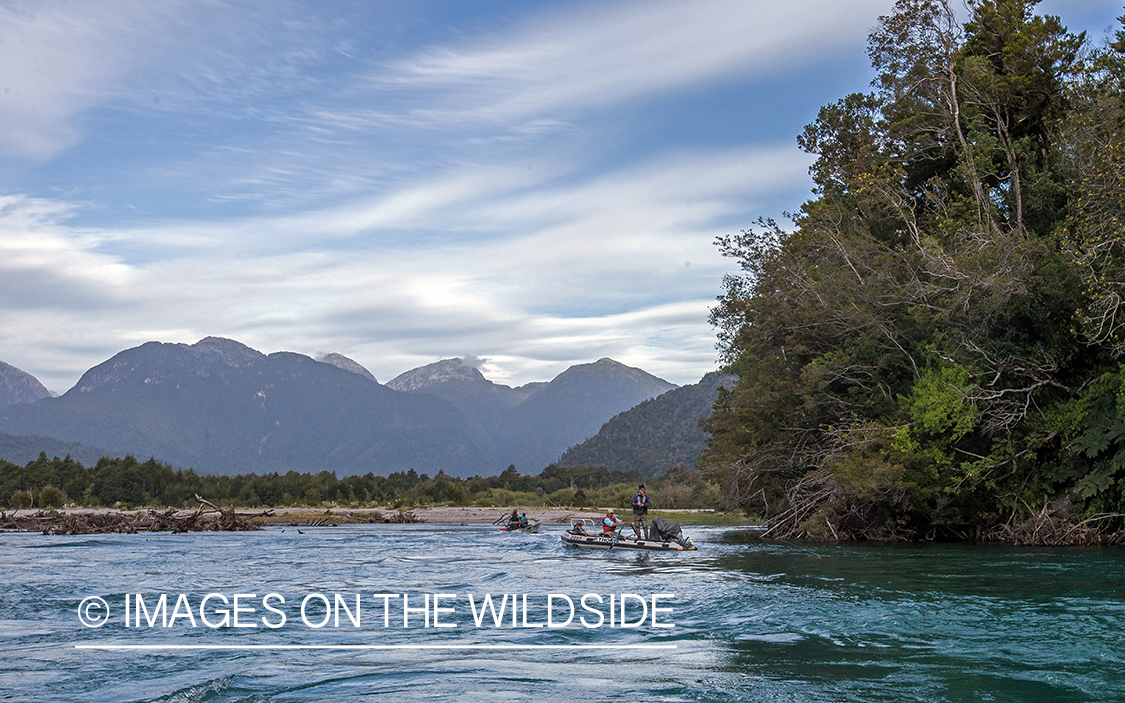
1;523;1122;701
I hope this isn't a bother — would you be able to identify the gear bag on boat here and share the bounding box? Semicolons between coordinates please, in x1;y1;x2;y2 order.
650;517;692;547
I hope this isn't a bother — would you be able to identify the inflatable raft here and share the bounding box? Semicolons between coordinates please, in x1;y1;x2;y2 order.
500;518;540;533
560;531;695;550
561;517;696;551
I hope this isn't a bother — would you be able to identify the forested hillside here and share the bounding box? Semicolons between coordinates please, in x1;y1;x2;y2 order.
0;433;116;468
559;372;732;477
701;0;1125;543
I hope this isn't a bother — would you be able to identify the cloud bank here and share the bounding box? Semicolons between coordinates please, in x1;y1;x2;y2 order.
0;0;947;392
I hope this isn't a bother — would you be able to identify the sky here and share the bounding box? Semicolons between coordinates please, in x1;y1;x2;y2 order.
1;0;1121;394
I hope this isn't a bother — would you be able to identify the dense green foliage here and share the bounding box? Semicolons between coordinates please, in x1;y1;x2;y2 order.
702;1;1125;541
0;453;720;512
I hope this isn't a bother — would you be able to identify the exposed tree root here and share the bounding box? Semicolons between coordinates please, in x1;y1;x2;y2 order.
756;476;1125;545
984;499;1125;546
756;469;913;542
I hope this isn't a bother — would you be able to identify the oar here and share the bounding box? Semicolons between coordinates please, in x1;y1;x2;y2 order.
607;525;624;551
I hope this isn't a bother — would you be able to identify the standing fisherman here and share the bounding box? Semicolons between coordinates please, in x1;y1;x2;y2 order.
630;484;650;539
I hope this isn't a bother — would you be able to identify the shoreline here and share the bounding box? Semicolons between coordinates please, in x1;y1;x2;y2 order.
3;506;738;527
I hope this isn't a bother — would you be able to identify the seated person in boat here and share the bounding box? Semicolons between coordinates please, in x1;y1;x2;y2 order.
569;521;588;535
519;513;529;527
507;509;521;530
601;509;626;535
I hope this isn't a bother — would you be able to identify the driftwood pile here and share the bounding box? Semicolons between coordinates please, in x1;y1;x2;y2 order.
380;511;419;523
0;495;268;535
0;500;424;535
289;511;420;526
0;509;266;535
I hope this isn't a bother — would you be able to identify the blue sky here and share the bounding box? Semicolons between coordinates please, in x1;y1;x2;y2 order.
1;0;1120;393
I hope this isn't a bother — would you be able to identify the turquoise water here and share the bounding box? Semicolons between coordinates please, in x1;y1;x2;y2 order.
1;524;1122;701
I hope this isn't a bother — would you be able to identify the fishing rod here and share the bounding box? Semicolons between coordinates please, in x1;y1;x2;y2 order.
512;475;565;510
768;537;824;559
486;472;561;524
759;520;824;558
490;478;553;530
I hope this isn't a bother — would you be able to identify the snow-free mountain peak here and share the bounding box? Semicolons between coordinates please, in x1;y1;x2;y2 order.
316;353;378;384
386;358;486;392
74;338;266;393
0;361;53;410
192;337;266;367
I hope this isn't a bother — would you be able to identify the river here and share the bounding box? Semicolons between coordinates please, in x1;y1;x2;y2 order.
1;524;1122;701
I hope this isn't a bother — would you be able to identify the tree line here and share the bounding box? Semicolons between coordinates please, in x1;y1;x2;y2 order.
1;453;721;512
702;0;1125;542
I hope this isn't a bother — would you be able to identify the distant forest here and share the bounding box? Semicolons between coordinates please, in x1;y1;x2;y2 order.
1;453;721;512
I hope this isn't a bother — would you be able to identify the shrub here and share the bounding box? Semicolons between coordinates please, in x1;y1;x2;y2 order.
694;481;723;509
590;482;635;510
656;482;694;508
39;486;65;508
548;487;576;507
443;483;471;506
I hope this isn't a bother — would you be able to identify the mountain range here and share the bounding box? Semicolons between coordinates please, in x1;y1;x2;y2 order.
0;338;686;477
387;357;676;472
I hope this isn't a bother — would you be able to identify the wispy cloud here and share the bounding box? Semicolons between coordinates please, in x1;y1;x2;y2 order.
0;1;194;159
89;0;886;212
378;0;889;129
0;0;347;163
0;142;809;391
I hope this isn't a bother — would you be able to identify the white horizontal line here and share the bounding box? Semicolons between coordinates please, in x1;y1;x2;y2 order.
75;643;678;651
